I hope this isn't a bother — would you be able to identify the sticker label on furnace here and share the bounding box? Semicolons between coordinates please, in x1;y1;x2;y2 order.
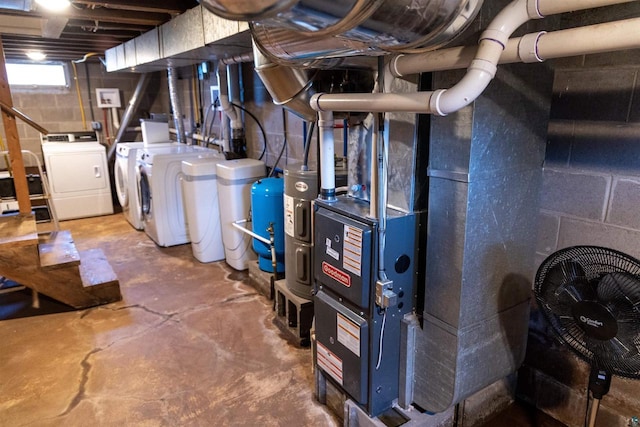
343;225;363;277
316;342;343;386
337;313;361;357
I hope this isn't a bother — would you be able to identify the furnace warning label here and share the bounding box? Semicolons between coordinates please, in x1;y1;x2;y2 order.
343;225;363;277
317;342;343;386
284;194;294;237
337;313;361;357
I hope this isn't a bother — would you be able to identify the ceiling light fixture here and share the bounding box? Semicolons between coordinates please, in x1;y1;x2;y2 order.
35;0;71;12
26;51;47;61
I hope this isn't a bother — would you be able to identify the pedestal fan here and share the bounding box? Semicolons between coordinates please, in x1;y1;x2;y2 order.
534;246;640;427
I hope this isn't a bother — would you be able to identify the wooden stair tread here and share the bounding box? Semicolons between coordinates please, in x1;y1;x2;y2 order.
79;248;119;288
38;230;81;269
0;214;37;248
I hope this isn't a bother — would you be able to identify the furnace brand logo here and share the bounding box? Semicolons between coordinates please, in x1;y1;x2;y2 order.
295;181;309;192
322;261;351;288
580;316;604;328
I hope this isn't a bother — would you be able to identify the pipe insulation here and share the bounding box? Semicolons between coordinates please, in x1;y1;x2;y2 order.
167;67;186;144
391;17;640;76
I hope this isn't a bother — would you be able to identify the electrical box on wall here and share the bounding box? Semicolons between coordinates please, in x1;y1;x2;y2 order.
210;85;219;106
95;88;122;108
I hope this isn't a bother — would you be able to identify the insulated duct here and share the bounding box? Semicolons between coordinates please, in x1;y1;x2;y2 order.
202;0;483;67
252;40;316;121
167;67;186;144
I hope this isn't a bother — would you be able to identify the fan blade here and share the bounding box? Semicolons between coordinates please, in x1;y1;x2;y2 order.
597;272;640;306
545;260;586;288
555;279;597;304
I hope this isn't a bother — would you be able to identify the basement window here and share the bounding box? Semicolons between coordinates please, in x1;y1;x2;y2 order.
5;62;68;87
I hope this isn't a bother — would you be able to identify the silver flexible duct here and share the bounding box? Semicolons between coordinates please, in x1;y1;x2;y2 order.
167;67;186;144
108;73;150;160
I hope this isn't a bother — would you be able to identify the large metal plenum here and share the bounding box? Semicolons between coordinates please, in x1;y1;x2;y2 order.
411;62;555;412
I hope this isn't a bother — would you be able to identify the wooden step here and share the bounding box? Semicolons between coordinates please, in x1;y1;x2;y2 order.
79;248;122;305
0;213;37;249
38;230;80;269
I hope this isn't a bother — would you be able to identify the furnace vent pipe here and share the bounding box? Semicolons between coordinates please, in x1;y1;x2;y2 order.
311;0;636;116
390;17;640;77
167;67;186;144
312;0;636;199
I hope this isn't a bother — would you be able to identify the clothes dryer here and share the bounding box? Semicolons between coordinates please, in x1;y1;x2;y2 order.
42;140;113;220
137;144;222;247
115;141;174;230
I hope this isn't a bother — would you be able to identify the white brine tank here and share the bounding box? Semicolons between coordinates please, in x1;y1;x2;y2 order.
181;157;227;263
215;159;266;270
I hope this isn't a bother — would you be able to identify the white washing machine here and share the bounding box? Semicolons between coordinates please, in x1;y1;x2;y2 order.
115;141;175;230
137;144;222;247
42;138;113;221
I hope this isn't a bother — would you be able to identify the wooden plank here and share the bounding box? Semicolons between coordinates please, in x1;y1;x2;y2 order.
0;36;31;215
79;248;122;305
38;230;81;269
0;214;37;247
79;249;118;288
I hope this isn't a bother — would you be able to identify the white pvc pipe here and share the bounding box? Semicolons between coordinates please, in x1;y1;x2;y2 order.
536;18;640;60
391;17;640;76
312;0;637;117
318;111;336;201
538;0;635;16
215;64;242;130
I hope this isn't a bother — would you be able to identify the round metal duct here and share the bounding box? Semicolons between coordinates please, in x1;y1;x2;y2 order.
203;0;483;66
199;0;297;20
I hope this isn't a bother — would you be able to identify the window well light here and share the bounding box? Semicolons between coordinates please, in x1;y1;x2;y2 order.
35;0;71;12
26;51;47;61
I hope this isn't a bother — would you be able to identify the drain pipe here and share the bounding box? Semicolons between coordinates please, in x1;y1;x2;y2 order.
108;73;151;160
168;67;186;144
318;110;335;201
216;63;246;157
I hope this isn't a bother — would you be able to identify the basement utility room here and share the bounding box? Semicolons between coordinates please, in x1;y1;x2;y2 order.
0;0;639;426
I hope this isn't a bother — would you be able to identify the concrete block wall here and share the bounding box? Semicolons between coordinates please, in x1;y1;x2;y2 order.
523;59;640;426
0;62;168;167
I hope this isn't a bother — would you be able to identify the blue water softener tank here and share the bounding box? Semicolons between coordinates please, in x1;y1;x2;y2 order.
251;177;285;273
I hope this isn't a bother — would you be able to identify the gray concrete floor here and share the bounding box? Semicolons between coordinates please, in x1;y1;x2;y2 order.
0;213;338;426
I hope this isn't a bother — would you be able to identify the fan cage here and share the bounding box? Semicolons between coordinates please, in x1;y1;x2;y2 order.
535;245;640;379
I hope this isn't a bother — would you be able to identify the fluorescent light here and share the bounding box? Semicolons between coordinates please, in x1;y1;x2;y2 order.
26;51;47;61
35;0;71;12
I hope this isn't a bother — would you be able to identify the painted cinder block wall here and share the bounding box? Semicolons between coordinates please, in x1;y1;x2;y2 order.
0;63;169;167
520;51;640;426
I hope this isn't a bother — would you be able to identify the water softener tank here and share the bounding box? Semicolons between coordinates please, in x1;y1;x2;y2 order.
216;159;266;270
251;177;285;273
181;157;226;263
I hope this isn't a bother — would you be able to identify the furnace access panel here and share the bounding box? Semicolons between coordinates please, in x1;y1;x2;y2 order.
313;198;418;416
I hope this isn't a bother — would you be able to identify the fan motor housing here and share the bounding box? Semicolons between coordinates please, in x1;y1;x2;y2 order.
571;301;618;341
